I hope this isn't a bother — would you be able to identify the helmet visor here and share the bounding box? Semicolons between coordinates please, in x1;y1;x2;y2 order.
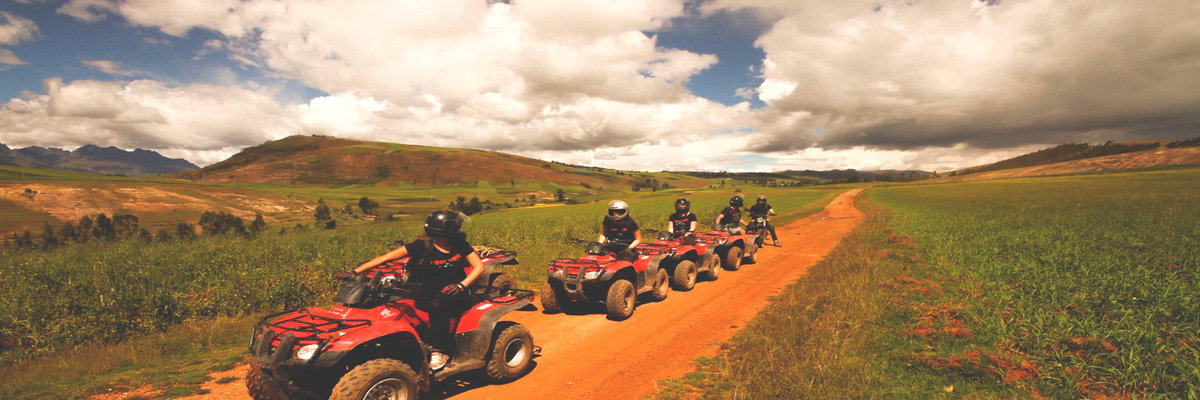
608;209;627;216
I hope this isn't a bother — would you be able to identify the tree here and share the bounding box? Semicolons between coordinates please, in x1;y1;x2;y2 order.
324;219;337;229
58;222;77;243
358;197;380;215
138;228;153;244
17;231;33;248
467;196;483;215
77;215;93;243
555;189;565;202
41;222;60;249
176;222;196;240
314;198;331;221
250;213;267;234
92;213;116;240
155;229;172;242
198;211;247;235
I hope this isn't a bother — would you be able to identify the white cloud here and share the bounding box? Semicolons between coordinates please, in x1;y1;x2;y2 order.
0;49;24;66
82;59;142;77
0;11;39;45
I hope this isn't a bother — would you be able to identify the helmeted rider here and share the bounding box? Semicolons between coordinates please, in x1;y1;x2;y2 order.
353;210;483;370
667;198;698;243
598;200;641;261
748;195;779;244
715;195;746;234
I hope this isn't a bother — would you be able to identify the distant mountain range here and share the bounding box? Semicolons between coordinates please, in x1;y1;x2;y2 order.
0;143;198;175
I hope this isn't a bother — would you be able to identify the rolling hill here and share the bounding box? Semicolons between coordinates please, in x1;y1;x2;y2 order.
0;144;198;175
179;135;707;189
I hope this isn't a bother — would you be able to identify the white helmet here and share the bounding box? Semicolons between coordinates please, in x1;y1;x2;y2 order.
607;200;630;220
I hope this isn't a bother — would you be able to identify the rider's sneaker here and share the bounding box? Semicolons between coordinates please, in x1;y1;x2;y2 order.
429;350;450;371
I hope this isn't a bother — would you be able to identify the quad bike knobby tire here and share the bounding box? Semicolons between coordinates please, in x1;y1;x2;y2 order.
649;268;669;301
671;260;697;291
540;281;563;313
702;254;721;281
606;279;636;320
485;324;535;383
487;273;517;297
723;246;744;271
246;362;289;400
329;358;419;400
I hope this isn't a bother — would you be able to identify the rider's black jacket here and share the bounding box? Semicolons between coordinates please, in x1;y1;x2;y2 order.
749;203;773;217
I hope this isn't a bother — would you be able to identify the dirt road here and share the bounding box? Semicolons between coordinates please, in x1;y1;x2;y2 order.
182;189;864;400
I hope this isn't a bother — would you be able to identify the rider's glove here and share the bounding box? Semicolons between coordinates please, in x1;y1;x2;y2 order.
441;283;465;295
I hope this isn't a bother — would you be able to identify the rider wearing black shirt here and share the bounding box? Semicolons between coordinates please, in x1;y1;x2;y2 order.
715;196;746;233
748;195;779;243
599;200;641;261
354;211;483;367
667;198;698;243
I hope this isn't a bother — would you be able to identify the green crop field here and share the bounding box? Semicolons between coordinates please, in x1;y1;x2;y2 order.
0;185;834;399
657;167;1200;399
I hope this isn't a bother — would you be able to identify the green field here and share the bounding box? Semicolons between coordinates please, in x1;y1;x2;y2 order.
657;167;1200;399
0;184;835;399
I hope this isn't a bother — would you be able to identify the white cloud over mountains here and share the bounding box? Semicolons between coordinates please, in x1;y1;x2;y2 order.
1;0;1198;171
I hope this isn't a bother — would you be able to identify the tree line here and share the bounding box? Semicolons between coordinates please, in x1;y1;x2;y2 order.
6;211;269;250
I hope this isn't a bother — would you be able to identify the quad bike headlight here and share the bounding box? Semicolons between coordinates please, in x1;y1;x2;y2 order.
583;269;602;280
294;344;320;360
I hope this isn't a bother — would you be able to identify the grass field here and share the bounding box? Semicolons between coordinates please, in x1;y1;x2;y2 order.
0;185;835;399
656;167;1200;399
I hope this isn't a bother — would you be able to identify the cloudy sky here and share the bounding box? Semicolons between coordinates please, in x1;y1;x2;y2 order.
1;0;1197;172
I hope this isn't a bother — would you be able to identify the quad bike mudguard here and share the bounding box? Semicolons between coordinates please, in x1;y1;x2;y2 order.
434;293;533;380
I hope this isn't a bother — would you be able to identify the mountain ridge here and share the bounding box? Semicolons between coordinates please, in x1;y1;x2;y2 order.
0;143;198;175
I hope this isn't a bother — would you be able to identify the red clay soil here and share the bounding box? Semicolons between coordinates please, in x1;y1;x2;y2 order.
183;189;865;400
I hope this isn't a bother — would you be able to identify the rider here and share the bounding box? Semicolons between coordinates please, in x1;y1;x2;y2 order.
667;198;698;243
352;210;483;370
714;195;746;234
748;195;779;244
599;200;641;261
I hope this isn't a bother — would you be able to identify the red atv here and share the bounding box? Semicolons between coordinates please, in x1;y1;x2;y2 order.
696;224;760;270
540;240;670;320
745;215;777;248
645;230;722;291
246;248;535;400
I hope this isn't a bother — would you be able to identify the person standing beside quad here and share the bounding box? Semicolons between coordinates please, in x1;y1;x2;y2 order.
352;210;483;371
599;200;641;261
748;195;779;245
714;195;746;233
667;198;698;243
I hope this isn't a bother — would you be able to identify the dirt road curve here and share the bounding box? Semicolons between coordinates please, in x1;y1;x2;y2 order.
181;189;864;400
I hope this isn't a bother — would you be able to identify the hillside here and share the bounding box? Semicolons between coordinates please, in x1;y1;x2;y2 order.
942;146;1200;182
0;144;198;175
180;135;706;188
676;169;934;184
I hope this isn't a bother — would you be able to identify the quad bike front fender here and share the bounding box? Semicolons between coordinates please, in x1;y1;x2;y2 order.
434;297;532;380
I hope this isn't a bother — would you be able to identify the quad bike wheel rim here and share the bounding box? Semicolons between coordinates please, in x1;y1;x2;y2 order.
504;338;529;367
363;378;409;400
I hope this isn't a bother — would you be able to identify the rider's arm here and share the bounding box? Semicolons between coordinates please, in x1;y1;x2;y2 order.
688;219;697;232
598;233;607;243
667;222;674;233
353;245;410;273
628;230;641;249
769;207;777;216
461;252;485;287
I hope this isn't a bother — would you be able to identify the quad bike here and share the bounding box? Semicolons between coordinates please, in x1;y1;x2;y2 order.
247;247;535;400
695;224;760;270
745;215;777;248
643;230;722;291
540;240;670;320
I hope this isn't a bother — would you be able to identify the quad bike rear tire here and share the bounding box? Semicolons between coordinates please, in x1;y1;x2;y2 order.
702;254;721;281
649;268;669;301
246;362;289;400
485;323;535;383
329;359;419;400
606;279;636;320
487;273;517;297
540;281;563;314
723;246;744;271
671;260;697;291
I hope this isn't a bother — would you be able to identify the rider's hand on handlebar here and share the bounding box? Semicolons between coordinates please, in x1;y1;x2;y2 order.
441;283;465;295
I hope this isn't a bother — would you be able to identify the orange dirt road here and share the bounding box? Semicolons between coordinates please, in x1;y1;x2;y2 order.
179;189;864;400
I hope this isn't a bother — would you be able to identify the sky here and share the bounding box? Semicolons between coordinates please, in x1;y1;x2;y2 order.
0;0;1197;172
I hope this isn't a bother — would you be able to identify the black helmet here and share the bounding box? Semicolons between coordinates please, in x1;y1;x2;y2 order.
424;210;467;239
729;196;744;207
607;200;630;220
756;195;767;204
674;198;690;213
